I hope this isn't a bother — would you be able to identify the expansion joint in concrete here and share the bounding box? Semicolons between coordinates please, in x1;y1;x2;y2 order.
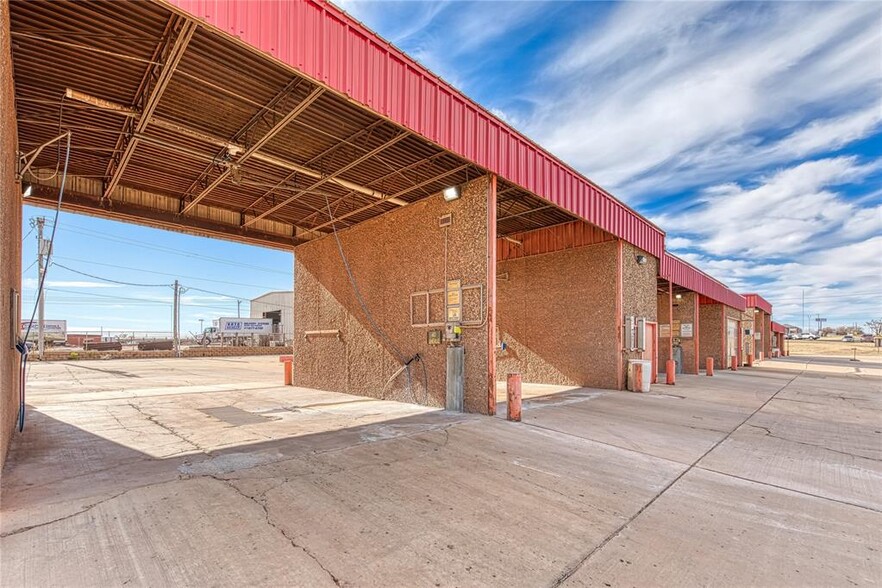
547;367;807;588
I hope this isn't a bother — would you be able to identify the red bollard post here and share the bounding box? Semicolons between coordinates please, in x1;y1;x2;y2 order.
279;354;293;385
507;373;522;422
747;353;754;367
633;362;644;393
730;355;738;371
706;357;714;376
665;360;676;385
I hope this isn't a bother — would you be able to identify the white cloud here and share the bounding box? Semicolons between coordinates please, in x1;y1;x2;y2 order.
527;1;882;197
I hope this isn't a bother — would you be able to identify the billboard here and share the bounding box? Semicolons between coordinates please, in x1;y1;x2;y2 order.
217;318;273;335
20;319;67;342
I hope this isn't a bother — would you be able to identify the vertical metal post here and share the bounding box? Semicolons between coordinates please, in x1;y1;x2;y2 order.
237;299;242;318
487;175;497;416
35;217;46;359
173;279;180;357
506;373;521;422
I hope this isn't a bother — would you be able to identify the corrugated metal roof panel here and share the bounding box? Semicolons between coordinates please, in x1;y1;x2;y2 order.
164;0;665;257
660;254;746;311
743;293;773;314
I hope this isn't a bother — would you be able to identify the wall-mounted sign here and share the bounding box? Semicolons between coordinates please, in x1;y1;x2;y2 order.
446;289;461;306
447;306;462;321
680;322;693;338
659;324;671;337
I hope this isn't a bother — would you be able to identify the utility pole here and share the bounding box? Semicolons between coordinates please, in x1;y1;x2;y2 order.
33;217;47;360
173;280;180;358
237;299;242;318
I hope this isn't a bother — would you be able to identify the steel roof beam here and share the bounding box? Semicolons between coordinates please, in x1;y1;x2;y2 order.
306;163;471;233
103;18;196;200
180;86;325;215
243;132;410;227
63;88;395;210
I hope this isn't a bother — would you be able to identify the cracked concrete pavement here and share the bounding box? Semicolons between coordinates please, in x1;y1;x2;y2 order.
1;355;880;586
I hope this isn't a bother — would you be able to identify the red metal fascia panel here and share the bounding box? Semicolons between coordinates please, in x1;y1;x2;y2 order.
771;321;785;334
660;254;746;312
163;0;666;258
742;293;773;314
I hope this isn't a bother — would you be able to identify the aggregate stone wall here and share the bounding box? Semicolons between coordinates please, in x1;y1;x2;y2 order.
496;240;619;390
292;177;490;413
1;0;21;469
741;310;755;363
698;304;743;370
621;243;658;382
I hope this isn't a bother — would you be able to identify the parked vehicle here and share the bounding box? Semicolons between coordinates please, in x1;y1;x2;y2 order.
861;334;875;343
797;333;818;340
841;335;855;342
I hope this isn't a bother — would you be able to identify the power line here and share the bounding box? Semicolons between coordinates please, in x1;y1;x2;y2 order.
51;262;171;287
44;220;292;276
52;255;287;291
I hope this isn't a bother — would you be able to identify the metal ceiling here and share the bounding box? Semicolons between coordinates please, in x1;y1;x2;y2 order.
10;0;578;249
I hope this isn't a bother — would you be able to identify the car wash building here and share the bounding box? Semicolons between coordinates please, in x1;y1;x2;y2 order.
743;294;773;362
1;0;773;466
657;254;747;375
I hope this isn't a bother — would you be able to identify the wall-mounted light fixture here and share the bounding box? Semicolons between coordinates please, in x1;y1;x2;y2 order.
443;185;461;202
635;254;647;265
675;293;683;300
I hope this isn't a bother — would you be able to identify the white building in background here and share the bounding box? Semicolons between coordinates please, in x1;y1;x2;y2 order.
250;291;294;344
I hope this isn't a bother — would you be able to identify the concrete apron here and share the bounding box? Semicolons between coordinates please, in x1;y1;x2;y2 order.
2;355;881;587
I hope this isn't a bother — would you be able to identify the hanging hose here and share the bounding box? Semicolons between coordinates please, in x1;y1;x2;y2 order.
323;193;429;404
16;131;71;432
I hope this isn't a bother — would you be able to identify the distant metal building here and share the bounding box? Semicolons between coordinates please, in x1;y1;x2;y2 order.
250;291;294;345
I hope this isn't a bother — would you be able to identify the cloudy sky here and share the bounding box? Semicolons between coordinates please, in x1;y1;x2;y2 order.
337;0;881;329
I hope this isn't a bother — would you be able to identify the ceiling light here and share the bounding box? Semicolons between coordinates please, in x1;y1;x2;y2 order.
443;186;461;201
675;294;683;300
22;183;32;198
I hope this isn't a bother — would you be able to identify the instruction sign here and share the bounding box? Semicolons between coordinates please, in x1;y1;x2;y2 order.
680;322;693;338
659;324;671;337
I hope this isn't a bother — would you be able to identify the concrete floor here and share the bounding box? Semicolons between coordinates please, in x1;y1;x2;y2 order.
2;355;880;587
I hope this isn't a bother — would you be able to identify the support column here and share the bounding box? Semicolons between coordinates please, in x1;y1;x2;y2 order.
693;293;700;374
615;240;624;390
667;280;675;385
486;175;497;415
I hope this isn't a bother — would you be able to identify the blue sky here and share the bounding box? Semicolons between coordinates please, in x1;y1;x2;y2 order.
22;0;882;333
20;208;294;336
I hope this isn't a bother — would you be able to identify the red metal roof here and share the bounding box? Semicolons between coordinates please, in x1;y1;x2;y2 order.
660;254;746;311
743;293;772;314
771;321;785;334
162;0;665;257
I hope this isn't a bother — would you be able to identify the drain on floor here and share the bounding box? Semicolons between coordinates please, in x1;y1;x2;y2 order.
199;406;275;426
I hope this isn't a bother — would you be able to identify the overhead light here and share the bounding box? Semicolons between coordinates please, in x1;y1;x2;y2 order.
635;254;647;265
443;186;461;202
22;183;32;198
675;294;683;300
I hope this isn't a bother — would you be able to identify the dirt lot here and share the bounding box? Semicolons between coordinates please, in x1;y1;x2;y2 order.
787;337;881;357
2;355;880;587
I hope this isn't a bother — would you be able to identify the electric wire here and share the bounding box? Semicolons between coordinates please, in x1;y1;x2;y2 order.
51;261;172;287
18;131;71;432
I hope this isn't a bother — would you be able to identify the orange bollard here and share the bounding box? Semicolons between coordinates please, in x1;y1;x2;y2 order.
730;355;738;371
665;360;676;385
706;357;714;376
747;353;754;367
507;373;522;422
758;351;763;362
279;354;294;385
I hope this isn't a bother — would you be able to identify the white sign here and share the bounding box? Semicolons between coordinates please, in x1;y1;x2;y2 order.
21;319;67;341
680;322;693;338
217;317;273;335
